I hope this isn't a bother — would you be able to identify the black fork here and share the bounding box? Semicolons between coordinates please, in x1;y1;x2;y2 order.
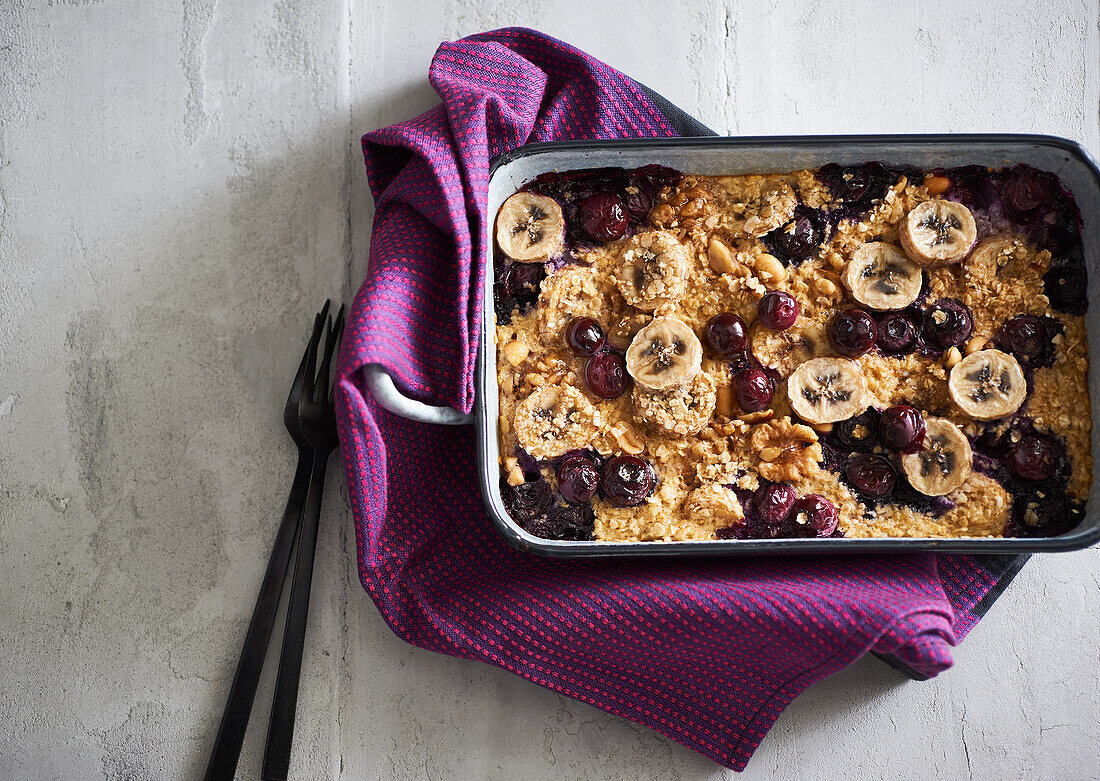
262;305;344;780
205;301;344;781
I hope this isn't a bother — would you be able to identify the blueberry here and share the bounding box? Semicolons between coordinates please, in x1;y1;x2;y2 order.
877;312;917;356
1002;166;1055;223
1044;265;1088;315
829;308;878;357
734;368;775;413
703;313;749;357
765;206;829;264
790;494;839;537
753;482;796;528
833;408;880;452
557;456;600;504
502;477;552;522
584;352;629;399
845;454;897;500
599;456;656;507
879;405;926;453
757;291;800;331
921;298;973;350
1007;435;1063;482
565;317;606;357
579;192;629;242
946;165;999;209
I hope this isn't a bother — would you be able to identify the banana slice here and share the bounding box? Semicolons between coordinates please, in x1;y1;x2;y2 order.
787;357;869;424
900;199;977;267
625;316;703;391
901;417;972;496
536;264;600;342
750;322;828;378
514;384;602;460
495;192;565;262
633;371;716;436
843;242;924;310
613;230;689;311
947;349;1027;420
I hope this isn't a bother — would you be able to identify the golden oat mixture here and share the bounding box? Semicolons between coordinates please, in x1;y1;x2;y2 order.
492;162;1091;543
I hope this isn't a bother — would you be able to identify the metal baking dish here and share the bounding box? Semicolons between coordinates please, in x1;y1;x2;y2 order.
367;134;1100;557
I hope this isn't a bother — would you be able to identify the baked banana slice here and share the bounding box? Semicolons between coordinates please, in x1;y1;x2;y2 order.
613;230;689;311
625;316;703;391
633;371;716;436
513;385;602;460
787;357;869;425
900;417;972;496
900;199;977;267
843;242;924;310
948;349;1027;420
750;321;828;378
495;192;565;262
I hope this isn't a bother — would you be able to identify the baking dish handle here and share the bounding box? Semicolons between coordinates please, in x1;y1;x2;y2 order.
364;364;474;425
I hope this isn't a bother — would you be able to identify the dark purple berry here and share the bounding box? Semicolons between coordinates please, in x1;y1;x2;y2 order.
879;405;926;453
1033;209;1080;255
818;162;893;206
753;482;796;528
845;454;896;500
946;165;999;209
703;312;748;357
584;352;629;399
526;504;595;541
565;317;606;357
557;457;600;504
829;308;878;357
545;505;596;540
766;206;828;263
877;313;917;356
790;494;839;537
834;409;880;452
1008;435;1062;482
1044;265;1088;315
734;369;775;413
757;291;800;331
1011;489;1078;536
600;455;656;507
502;478;552;522
921;298;973;350
1002;166;1054;222
494;262;545;321
579;192;628;242
996;315;1047;362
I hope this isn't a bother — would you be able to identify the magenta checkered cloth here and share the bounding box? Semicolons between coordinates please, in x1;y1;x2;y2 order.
335;28;1010;770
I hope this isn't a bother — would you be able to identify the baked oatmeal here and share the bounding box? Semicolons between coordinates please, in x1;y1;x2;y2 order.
492;162;1091;542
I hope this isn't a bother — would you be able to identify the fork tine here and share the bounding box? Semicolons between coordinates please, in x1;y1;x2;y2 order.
302;303;329;398
326;306;346;403
316;304;346;403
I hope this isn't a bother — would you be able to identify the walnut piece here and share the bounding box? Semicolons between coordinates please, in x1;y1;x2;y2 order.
749;416;822;482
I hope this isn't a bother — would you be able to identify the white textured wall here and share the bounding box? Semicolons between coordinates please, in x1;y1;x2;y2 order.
0;1;1097;778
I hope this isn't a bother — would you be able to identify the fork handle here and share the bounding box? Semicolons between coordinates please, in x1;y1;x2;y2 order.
261;450;332;781
204;447;311;781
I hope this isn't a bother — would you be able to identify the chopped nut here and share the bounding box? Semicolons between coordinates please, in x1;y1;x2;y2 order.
924;174;951;196
612;421;646;455
965;337;986;355
815;278;837;296
707;237;737;274
715;383;735;418
506;464;525;486
503;340;530;366
754;253;787;285
944;346;962;368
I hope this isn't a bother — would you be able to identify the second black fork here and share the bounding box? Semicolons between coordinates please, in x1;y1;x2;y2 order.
262;306;345;781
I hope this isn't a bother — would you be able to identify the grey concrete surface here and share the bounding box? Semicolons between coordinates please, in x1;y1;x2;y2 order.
0;1;1097;778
